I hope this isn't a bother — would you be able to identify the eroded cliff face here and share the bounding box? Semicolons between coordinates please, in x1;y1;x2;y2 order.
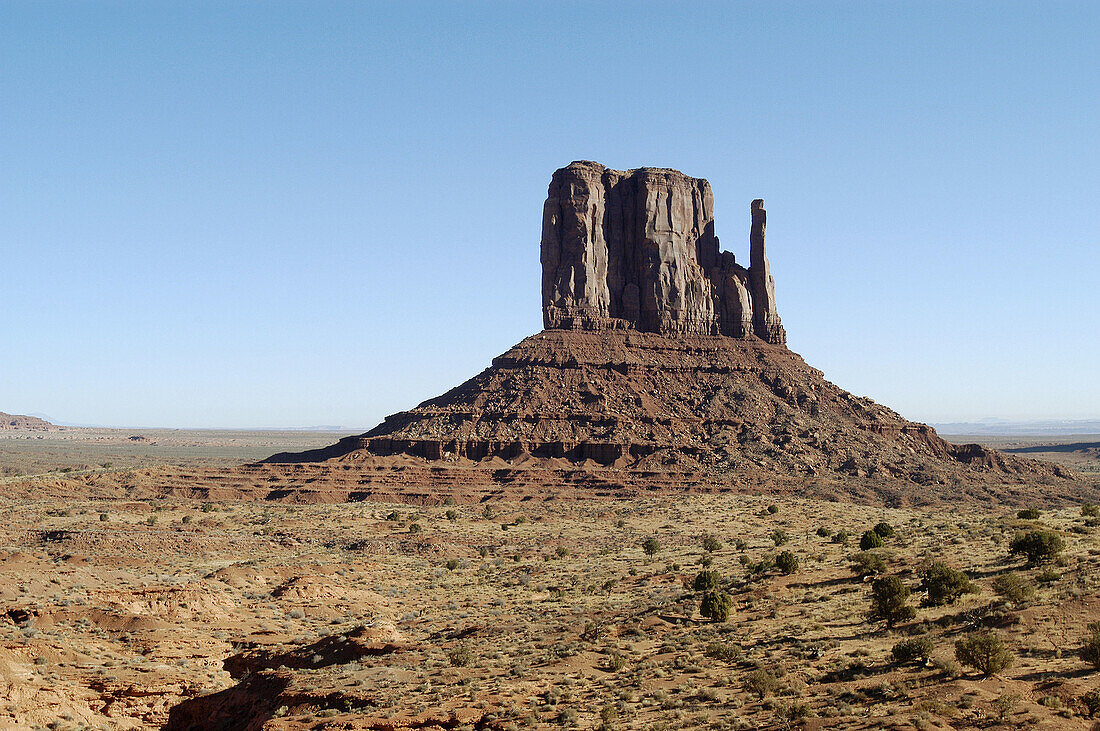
540;161;786;344
246;160;1071;494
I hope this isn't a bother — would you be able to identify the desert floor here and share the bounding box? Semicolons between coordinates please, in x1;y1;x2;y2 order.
0;429;356;480
2;432;1100;730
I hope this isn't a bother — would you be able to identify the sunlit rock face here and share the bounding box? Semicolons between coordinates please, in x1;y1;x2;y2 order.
540;161;785;344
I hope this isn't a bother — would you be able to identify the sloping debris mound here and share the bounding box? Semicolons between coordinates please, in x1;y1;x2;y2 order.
265;329;1072;494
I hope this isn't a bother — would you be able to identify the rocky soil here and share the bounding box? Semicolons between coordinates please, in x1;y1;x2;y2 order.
4;495;1100;729
247;330;1078;508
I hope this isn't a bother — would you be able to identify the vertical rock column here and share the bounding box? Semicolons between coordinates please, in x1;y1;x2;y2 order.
541;163;612;329
541;162;785;344
628;168;720;335
748;199;786;345
717;251;754;338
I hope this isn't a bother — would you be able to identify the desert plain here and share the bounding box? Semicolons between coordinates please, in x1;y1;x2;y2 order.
4;160;1100;730
2;428;1100;731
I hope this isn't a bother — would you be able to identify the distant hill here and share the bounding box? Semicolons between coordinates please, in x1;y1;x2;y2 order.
935;419;1100;436
0;412;61;431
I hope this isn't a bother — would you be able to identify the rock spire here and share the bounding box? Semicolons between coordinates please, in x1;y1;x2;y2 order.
540;161;785;344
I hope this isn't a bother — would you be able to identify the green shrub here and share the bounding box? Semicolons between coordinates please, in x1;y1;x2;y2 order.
557;708;578;726
704;641;742;664
605;652;626;672
954;632;1013;676
702;534;722;552
772;529;789;546
851;551;888;576
872;522;895;538
1036;568;1062;584
1080;622;1100;669
891;637;934;665
641;536;661;556
447;645;474;667
993;692;1021;722
992;573;1035;604
444;558;461;571
1082;689;1100;718
744;668;783;699
745;557;774;577
766;504;779;515
919;562;976;606
445;509;458;521
860;530;884;550
775;550;799;575
831;529;849;545
1083;504;1100;518
1009;530;1064;565
699;591;733;622
408;523;422;533
816;526;833;538
868;576;914;629
692;570;721;593
1016;508;1041;520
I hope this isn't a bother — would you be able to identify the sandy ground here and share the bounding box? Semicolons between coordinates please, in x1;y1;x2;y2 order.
0;429;355;479
2;493;1100;730
2;431;1100;730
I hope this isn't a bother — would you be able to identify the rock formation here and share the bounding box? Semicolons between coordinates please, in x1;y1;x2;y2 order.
541;161;784;343
0;412;59;431
253;161;1073;502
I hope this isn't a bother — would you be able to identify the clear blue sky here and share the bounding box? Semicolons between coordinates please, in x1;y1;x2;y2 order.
3;2;1097;428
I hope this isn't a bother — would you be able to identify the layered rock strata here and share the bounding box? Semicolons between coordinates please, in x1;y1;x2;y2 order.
0;412;59;431
266;329;1067;489
254;161;1069;494
541;161;784;343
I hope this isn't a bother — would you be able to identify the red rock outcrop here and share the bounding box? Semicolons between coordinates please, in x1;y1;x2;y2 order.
256;161;1072;495
265;329;1067;490
541;161;784;343
0;412;60;431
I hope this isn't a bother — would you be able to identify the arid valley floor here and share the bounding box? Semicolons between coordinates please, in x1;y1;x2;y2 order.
3;429;1100;730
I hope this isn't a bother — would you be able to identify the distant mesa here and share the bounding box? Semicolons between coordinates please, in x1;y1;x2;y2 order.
0;411;60;432
258;162;1070;499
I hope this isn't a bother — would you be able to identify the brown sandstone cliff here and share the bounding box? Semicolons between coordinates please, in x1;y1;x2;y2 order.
249;161;1070;496
0;412;59;431
541;161;784;343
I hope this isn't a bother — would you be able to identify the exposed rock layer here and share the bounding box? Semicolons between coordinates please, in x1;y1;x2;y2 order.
51;162;1074;503
0;412;59;431
254;161;1071;497
265;329;1070;493
541;161;785;343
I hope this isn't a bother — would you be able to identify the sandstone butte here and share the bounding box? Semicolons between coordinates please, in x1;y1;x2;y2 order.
65;162;1081;507
0;412;59;431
